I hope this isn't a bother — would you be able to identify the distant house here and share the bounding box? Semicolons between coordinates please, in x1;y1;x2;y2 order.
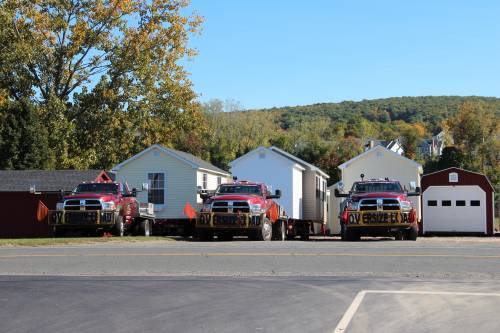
364;138;404;155
111;144;232;219
229;146;329;225
328;146;423;234
417;131;448;159
0;169;113;237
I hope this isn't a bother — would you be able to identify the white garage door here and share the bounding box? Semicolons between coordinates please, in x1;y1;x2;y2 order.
423;185;486;234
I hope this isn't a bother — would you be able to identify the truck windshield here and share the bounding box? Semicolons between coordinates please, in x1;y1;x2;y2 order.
216;185;262;195
352;182;402;193
74;183;119;194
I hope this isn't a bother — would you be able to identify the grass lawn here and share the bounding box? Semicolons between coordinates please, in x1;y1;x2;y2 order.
0;236;176;247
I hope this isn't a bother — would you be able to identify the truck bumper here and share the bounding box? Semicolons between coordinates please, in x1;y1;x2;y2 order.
48;210;116;227
196;212;263;230
346;223;417;236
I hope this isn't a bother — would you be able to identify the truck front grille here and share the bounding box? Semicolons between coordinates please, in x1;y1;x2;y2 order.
64;199;103;211
359;198;400;211
212;201;250;213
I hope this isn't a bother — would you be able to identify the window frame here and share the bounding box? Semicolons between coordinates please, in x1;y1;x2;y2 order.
147;172;165;209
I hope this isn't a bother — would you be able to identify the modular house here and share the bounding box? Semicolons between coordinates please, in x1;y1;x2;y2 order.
229;146;329;225
329;145;423;234
112;145;232;219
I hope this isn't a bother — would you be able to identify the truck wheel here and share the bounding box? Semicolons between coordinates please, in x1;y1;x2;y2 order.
405;225;418;241
395;231;404;241
256;217;272;241
113;217;125;237
140;220;152;237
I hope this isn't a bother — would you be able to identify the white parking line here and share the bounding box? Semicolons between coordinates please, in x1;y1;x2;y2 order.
333;290;500;333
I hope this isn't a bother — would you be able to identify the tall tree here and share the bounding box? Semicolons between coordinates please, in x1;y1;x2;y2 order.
0;0;204;168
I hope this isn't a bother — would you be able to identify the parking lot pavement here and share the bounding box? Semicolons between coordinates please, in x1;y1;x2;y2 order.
335;290;500;333
2;238;500;332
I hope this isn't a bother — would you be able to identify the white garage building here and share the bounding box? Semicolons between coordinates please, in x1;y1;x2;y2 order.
421;167;495;235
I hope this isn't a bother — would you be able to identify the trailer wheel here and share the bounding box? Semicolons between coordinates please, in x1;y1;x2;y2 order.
256;217;272;241
113;217;125;237
140;220;152;237
405;225;418;241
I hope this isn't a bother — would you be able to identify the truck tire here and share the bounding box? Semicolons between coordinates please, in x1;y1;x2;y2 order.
139;220;152;237
113;217;125;237
255;217;272;241
405;225;418;241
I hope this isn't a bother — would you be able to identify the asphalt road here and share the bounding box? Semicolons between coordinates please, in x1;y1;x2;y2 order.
2;237;500;332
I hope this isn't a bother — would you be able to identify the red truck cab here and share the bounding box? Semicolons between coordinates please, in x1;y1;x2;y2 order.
197;181;282;241
335;178;420;241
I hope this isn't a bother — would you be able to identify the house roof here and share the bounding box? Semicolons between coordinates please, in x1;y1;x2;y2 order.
229;146;306;171
112;144;230;176
269;146;330;178
0;170;111;192
338;145;423;173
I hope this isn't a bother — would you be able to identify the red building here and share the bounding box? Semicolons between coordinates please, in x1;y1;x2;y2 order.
421;167;495;236
0;170;113;237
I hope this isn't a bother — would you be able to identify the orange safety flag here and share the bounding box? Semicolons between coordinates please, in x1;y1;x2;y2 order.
183;202;197;219
268;204;279;222
37;200;48;222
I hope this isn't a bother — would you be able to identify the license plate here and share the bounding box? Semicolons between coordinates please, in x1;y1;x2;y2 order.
348;211;408;224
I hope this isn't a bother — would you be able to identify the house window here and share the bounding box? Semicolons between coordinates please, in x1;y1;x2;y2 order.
441;200;452;207
456;200;466;207
202;173;208;190
315;177;320;198
427;200;437;206
471;200;481;207
148;173;165;205
217;176;222;186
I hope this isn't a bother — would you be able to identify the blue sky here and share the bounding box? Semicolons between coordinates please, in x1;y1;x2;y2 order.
184;0;500;109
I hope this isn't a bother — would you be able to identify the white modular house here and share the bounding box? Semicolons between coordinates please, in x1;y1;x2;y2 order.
112;144;232;219
329;145;423;233
229;146;330;224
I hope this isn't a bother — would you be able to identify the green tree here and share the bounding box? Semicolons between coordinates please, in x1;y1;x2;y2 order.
0;0;204;169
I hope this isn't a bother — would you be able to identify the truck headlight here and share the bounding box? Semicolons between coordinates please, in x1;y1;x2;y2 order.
102;201;116;210
347;201;359;211
249;204;263;214
56;202;64;210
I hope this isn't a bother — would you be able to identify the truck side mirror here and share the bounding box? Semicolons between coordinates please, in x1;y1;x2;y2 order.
132;188;137;197
266;189;281;199
408;186;421;197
